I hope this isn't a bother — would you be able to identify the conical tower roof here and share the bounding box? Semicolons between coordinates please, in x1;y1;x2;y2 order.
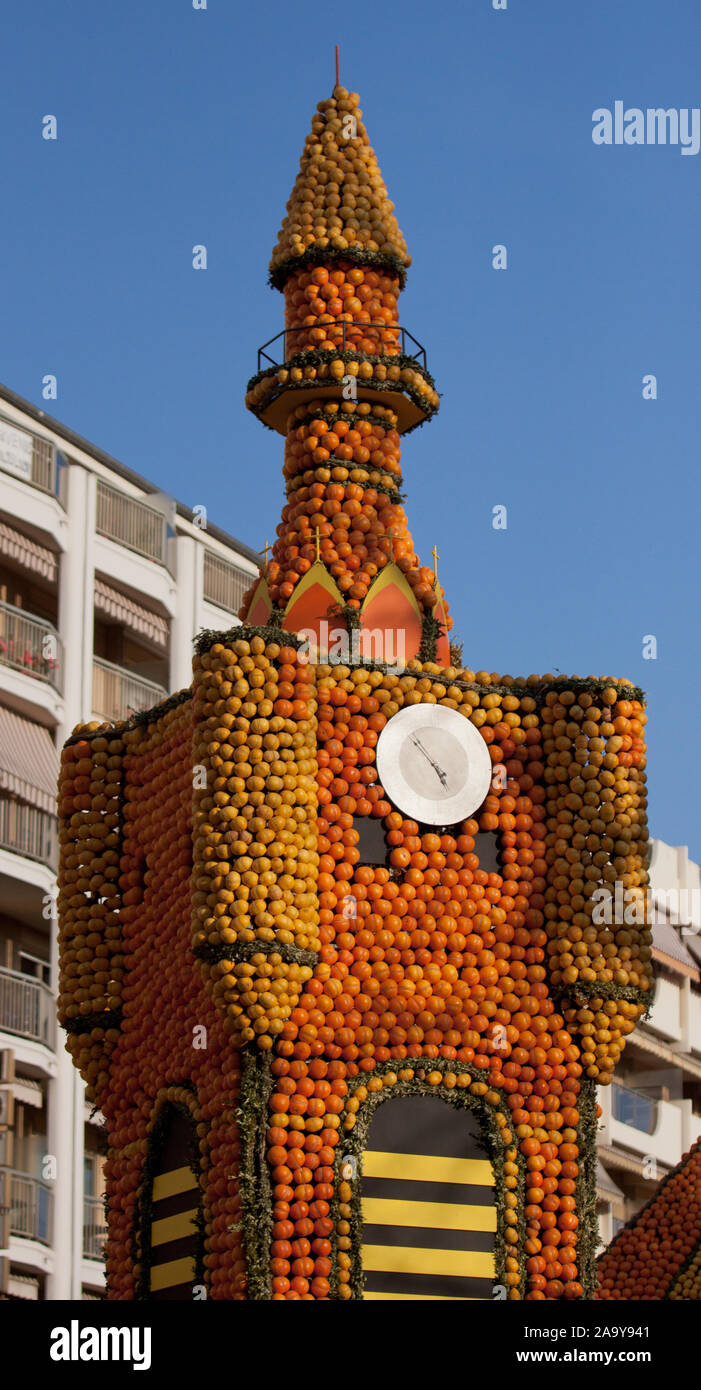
269;86;411;288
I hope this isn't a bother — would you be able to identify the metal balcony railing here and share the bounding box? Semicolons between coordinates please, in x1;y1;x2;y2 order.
203;552;250;614
0;798;58;870
92;656;167;723
256;323;428;373
0;600;62;692
2;1170;53;1244
0;966;55;1047
95;480;168;564
611;1081;658;1135
83;1195;108;1261
0;417;59;497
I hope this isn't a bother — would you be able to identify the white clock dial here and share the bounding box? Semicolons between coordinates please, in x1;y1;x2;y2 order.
376;703;492;826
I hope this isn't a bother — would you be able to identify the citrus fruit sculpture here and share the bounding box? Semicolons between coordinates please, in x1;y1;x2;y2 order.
597;1137;701;1300
57;83;657;1301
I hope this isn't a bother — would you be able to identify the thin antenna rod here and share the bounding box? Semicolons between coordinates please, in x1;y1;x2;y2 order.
335;45;340;87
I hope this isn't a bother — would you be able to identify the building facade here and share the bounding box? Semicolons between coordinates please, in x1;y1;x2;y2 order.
596;838;701;1247
0;382;258;1298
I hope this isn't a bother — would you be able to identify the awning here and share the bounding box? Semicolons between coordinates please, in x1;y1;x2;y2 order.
0;521;57;583
94;577;168;648
652;919;700;976
596;1159;625;1199
0;705;59;813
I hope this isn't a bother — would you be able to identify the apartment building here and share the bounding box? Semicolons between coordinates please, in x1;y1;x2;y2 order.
597;838;701;1246
0;381;259;1299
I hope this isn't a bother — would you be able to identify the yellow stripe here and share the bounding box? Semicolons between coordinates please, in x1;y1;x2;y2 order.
363;1151;494;1186
149;1256;196;1292
362;1244;495;1279
364;1290;479;1301
152;1166;198;1201
151;1209;198;1247
362;1196;496;1232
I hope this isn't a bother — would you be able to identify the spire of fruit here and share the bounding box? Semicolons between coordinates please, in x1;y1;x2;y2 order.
242;84;451;666
269;88;411;285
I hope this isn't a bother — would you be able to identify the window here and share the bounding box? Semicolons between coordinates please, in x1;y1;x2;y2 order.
353;816;387;865
19;952;50;986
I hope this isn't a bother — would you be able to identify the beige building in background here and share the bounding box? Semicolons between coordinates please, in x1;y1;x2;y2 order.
596;839;701;1245
0;382;258;1298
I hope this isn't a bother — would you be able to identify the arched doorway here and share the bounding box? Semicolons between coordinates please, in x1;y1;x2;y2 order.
360;1095;496;1300
143;1105;202;1300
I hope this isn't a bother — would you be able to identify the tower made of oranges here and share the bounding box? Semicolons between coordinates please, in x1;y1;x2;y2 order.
57;84;655;1303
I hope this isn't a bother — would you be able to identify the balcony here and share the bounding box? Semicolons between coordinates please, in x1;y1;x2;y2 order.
2;1170;53;1244
203;552;250;615
250;322;436;434
92;656;167;723
0;798;57;871
256;323;428;373
0;600;62;692
0;966;55;1048
96;480;167;565
83;1195;108;1261
0;416;61;498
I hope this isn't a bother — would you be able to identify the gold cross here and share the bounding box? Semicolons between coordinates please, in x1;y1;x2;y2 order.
431;544;440;579
260;540;271;571
315;526;321;562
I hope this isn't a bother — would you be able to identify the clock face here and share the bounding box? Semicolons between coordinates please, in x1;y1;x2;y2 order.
376;703;493;826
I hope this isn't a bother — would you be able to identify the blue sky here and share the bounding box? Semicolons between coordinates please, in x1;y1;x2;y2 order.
1;1;699;858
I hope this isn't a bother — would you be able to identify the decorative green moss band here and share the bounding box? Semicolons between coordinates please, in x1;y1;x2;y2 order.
62;1008;124;1035
268;244;409;293
574;1079;600;1300
194;939;319;968
237;1051;275;1302
286;471;406;507
557;982;652;1009
247;348;437;397
63;687;193;746
419;612;444;664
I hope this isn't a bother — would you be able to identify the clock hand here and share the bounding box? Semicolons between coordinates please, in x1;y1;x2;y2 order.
411;734;449;789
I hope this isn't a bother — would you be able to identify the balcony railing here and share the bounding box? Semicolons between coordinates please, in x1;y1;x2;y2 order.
256;323;428;373
83;1195;108;1261
203;552;250;615
92;657;167;723
96;480;167;565
0;600;62;692
0;417;59;497
0;966;55;1047
0;798;58;870
2;1170;53;1244
611;1081;658;1135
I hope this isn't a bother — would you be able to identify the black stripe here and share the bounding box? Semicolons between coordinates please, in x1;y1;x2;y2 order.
363;1223;494;1253
150;1234;199;1267
361;1176;494;1207
151;1189;199;1222
150;1281;197;1302
366;1095;487;1159
363;1269;495;1299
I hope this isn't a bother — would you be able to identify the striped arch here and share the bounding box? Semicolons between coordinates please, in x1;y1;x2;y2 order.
336;1073;520;1302
139;1098;204;1301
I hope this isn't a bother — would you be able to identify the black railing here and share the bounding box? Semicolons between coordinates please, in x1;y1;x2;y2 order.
257;324;427;374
